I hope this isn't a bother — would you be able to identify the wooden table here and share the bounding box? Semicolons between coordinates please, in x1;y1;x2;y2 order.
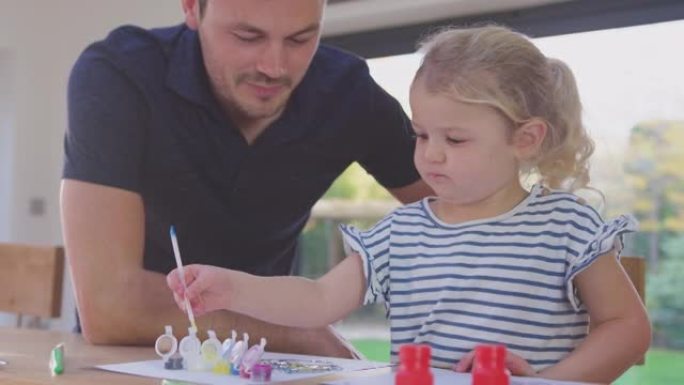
0;328;389;385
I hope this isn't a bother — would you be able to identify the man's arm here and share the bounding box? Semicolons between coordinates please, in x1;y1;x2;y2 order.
388;179;433;204
60;179;358;357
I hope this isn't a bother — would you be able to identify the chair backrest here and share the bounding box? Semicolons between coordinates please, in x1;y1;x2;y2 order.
620;256;645;302
620;256;647;365
0;243;64;326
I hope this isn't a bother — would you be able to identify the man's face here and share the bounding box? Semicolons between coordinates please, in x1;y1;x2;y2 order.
190;0;323;125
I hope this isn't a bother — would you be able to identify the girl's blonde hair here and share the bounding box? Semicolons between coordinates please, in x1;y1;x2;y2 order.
415;25;594;192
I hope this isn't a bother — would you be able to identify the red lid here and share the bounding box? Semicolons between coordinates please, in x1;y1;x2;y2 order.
395;344;433;385
472;345;509;385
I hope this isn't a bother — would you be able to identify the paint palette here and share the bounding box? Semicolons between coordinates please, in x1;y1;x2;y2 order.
261;358;343;374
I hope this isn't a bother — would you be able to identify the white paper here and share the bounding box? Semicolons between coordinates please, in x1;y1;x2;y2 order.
97;351;390;385
324;367;594;385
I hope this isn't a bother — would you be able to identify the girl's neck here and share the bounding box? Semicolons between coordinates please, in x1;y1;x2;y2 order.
431;182;529;224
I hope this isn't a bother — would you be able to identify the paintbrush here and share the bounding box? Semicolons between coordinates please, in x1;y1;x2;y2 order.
169;226;197;331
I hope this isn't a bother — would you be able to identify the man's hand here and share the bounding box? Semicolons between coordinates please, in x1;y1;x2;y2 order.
453;349;536;377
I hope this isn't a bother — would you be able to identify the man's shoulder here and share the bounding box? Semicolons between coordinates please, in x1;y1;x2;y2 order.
83;24;185;65
71;24;190;92
315;44;366;68
306;44;373;87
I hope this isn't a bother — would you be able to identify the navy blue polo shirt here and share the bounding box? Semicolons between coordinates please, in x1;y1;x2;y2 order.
64;24;419;276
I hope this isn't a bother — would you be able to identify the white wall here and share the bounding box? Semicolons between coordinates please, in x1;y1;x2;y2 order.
0;0;182;330
0;51;13;243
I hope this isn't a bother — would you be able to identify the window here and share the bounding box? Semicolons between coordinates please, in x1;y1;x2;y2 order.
301;19;684;380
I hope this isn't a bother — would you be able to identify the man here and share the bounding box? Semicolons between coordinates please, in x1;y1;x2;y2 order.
61;0;430;356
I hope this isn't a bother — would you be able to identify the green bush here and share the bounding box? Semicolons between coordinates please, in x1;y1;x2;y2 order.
647;235;684;348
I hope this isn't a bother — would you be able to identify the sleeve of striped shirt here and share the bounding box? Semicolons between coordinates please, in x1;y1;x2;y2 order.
564;212;639;310
339;215;393;306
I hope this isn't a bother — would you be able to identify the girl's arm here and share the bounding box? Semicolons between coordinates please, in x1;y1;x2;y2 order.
168;253;367;329
538;252;651;383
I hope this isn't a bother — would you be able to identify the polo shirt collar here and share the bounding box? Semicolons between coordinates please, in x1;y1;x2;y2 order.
165;26;319;145
166;26;223;120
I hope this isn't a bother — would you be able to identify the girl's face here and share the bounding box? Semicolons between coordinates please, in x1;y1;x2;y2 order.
410;80;523;206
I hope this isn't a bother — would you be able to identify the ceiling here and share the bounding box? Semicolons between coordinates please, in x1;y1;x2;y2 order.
322;0;569;37
321;0;684;58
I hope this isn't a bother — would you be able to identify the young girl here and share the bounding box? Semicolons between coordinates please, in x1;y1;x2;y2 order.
167;25;650;383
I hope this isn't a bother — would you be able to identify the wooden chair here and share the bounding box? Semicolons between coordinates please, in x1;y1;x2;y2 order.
0;243;64;327
621;256;647;365
621;256;645;303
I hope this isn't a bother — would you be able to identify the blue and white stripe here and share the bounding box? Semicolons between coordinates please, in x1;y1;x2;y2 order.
340;184;637;370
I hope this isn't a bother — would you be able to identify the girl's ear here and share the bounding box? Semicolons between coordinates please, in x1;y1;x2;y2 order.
181;0;201;30
513;118;547;161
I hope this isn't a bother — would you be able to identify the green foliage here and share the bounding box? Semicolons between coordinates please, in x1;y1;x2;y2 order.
614;349;684;385
298;220;332;279
351;339;391;362
624;120;684;349
323;163;393;201
647;235;684;348
299;163;392;279
624;120;684;232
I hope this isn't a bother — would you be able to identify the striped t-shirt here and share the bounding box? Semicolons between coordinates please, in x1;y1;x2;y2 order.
340;184;637;370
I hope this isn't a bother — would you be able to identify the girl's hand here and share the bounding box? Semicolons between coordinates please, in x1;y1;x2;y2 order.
453;349;537;377
166;264;234;317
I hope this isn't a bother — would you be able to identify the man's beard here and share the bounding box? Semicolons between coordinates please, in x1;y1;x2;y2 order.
230;72;293;120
